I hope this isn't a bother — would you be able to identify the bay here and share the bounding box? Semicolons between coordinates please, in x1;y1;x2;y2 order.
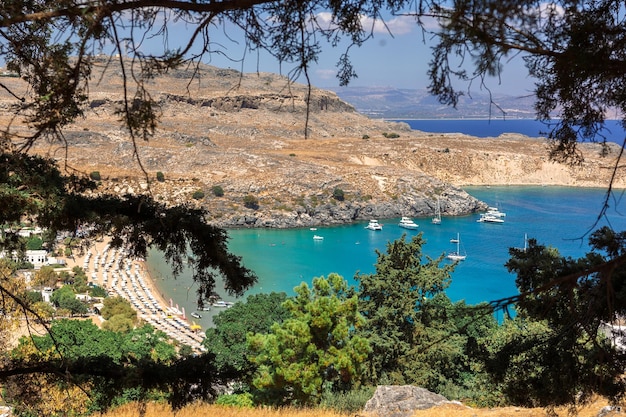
146;186;626;328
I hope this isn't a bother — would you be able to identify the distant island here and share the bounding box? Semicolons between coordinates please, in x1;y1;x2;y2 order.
329;86;537;119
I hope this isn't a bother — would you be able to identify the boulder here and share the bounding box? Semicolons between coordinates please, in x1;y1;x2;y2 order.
363;385;452;417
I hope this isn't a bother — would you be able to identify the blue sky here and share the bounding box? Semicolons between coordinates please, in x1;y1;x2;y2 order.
140;10;536;97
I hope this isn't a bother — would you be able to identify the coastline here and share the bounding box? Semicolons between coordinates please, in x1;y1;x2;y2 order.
63;239;206;351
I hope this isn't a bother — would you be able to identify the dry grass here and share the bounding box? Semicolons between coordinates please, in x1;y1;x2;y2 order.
101;402;350;417
101;398;618;417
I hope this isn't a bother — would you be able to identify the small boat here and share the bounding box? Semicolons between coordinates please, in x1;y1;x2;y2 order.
447;233;467;261
477;213;505;223
191;312;202;319
365;220;383;231
310;227;317;231
486;206;506;217
398;217;419;230
432;197;442;225
313;235;324;241
212;300;229;308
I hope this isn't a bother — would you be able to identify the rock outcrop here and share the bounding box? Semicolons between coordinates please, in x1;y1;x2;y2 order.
2;59;624;228
363;385;458;417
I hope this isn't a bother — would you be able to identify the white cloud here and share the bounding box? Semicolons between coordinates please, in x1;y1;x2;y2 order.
361;15;416;36
314;12;417;36
315;68;337;80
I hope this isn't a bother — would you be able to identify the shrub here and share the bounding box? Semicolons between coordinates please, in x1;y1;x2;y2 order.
215;393;254;408
156;171;165;182
89;171;101;181
243;194;259;209
362;134;370;139
192;190;205;200
320;386;376;413
289;153;296;157
211;185;224;197
382;132;400;138
332;187;345;201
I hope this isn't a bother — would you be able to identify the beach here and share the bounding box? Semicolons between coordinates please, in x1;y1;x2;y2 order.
64;239;206;352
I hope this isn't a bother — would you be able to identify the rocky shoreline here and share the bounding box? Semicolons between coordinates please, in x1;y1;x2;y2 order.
4;60;623;228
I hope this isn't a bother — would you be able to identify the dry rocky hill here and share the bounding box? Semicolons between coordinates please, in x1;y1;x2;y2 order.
2;59;624;228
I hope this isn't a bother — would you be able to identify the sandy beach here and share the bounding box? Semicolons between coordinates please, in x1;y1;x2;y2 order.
63;239;206;351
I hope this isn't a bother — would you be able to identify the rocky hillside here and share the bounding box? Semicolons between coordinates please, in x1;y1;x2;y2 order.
1;59;623;228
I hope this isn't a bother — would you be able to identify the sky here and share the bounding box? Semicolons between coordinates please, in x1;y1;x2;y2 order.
143;9;537;97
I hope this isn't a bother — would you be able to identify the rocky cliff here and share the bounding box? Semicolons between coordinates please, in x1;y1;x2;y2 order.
2;60;623;228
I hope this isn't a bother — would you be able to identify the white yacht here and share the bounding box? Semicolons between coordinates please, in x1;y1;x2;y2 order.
478;213;505;223
486;206;506;217
398;217;419;230
447;233;467;261
365;219;383;231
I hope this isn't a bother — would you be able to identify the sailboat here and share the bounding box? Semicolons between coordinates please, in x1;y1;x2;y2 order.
432;197;442;225
447;233;466;261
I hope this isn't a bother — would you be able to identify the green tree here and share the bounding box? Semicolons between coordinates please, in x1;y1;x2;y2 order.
481;229;626;407
49;285;75;307
211;185;225;197
355;233;455;383
204;292;289;387
88;284;107;298
100;296;138;332
33;265;58;288
7;320;183;414
25;236;43;250
332;187;345;201
249;274;370;406
243;194;259;209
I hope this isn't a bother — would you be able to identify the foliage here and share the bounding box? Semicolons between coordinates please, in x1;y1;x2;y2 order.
382;132;400;138
332;187;345;201
481;228;626;407
6;320;184;414
33;265;58;288
319;385;376;413
90;171;101;181
355;233;454;383
355;234;498;401
49;285;88;316
249;274;370;406
156;171;165;182
211;185;225;197
215;393;255;408
100;296;138;332
243;194;259;209
25;235;43;250
89;284;107;298
0;261;27;352
427;0;626;161
192;190;205;200
1;0;626;411
0;153;256;303
203;292;289;388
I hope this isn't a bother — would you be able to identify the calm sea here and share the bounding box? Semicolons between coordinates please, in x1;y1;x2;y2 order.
145;119;626;328
397;119;626;143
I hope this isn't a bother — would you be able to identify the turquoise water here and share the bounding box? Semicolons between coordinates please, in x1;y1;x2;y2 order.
146;186;626;328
